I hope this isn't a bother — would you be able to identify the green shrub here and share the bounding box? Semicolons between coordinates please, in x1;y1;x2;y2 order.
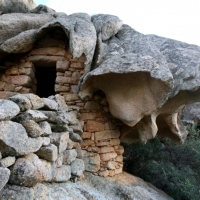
123;124;200;200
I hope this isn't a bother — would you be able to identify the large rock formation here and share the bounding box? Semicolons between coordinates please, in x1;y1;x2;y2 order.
0;0;200;198
0;0;36;14
81;16;200;144
0;2;199;146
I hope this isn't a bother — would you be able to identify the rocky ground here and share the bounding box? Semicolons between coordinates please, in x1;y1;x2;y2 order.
0;172;173;200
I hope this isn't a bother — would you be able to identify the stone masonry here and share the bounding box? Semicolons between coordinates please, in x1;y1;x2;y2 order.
0;29;124;177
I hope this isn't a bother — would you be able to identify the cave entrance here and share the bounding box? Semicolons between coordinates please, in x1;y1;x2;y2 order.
35;66;56;98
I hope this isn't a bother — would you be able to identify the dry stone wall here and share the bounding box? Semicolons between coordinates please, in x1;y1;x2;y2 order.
0;30;124;178
0;93;85;190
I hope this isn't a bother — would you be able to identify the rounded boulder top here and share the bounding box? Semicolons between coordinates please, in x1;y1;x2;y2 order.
0;0;37;14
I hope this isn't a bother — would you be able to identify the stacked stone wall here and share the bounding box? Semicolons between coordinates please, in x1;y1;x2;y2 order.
0;94;84;190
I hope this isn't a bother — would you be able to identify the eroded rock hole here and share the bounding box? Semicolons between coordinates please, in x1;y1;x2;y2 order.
35;67;56;98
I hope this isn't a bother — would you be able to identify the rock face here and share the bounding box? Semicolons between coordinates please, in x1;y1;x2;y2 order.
1;1;199;145
181;102;200;124
81;15;200;144
0;0;37;14
0;0;199;199
0;172;173;200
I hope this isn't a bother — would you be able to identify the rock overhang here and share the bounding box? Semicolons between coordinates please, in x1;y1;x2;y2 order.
0;3;200;145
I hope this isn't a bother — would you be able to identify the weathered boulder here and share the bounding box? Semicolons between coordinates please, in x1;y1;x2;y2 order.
40;111;70;124
0;0;36;14
81;22;173;132
1;172;172;200
39;121;52;135
81;14;200;144
0;13;96;73
36;144;58;162
49;94;68;111
71;159;85;177
0;156;16;168
53;165;71;182
8;94;32;111
23;93;44;109
0;167;10;191
49;132;69;153
0;99;20;120
92;14;123;41
22;120;45;137
63;149;77;165
0;121;43;156
9;153;46;187
0;13;54;47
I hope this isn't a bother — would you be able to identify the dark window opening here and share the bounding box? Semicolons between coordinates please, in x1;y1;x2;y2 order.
35;67;56;98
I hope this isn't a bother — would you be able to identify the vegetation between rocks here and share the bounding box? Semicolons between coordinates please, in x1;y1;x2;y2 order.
123;124;200;200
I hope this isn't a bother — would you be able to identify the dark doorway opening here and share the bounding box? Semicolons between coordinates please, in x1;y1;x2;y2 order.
35;67;56;98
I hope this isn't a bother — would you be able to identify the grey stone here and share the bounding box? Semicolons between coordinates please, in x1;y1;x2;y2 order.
14;109;48;123
63;149;77;165
181;102;200;124
42;137;51;146
69;131;83;143
69;123;83;135
9;153;46;187
53;165;71;182
83;172;173;200
0;0;36;14
36;144;58;162
0;156;15;168
82;150;100;173
76;143;83;159
0;99;20;120
23;93;44;109
33;183;48;200
0;184;34;200
42;98;58;111
40;111;69;124
49;132;69;153
49;94;68;112
80;14;200;144
39;121;52;135
67;111;78;125
0;12;96;74
0;13;54;52
67;139;74;150
92;14;123;41
0;121;43;156
71;159;85;177
31;4;55;14
40;159;56;182
0;167;10;191
22;120;44;137
8;94;32;111
55;153;63;167
50;123;69;132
